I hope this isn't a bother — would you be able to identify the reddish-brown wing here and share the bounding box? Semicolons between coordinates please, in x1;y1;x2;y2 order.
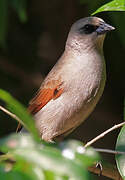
28;80;63;114
16;79;63;132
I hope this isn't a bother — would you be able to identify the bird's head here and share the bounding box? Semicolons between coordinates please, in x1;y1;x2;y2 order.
66;17;115;53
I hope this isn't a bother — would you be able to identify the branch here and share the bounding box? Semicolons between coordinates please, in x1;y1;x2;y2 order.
88;163;122;180
0;105;22;124
84;122;125;148
94;148;125;155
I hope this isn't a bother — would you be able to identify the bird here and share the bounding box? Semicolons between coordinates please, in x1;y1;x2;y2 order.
18;16;115;142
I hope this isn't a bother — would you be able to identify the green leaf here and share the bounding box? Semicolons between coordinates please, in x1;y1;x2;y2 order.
92;0;125;15
0;89;39;141
44;171;68;180
115;124;125;179
59;140;100;167
0;0;8;47
123;98;125;121
13;161;45;180
9;0;27;22
115;98;125;178
0;164;33;180
0;161;45;180
0;134;92;180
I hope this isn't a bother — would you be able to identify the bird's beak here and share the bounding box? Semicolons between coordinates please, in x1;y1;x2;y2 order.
96;22;115;35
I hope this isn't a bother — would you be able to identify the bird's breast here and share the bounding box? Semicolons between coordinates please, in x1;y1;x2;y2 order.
62;51;106;107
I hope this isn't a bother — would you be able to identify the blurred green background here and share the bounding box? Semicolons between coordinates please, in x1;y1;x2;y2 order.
0;0;125;178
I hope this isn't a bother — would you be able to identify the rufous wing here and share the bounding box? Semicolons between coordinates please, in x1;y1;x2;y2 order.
16;80;63;132
28;81;63;114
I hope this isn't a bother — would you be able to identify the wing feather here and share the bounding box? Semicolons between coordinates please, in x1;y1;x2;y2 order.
16;79;63;132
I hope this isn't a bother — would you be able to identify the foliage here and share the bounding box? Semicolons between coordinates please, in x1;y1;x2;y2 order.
10;0;27;22
92;0;125;15
0;89;100;180
0;0;125;179
115;124;125;179
115;98;125;179
0;0;27;47
92;1;125;178
0;89;39;141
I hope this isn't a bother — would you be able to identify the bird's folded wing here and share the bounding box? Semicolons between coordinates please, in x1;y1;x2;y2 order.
16;80;63;132
28;81;63;114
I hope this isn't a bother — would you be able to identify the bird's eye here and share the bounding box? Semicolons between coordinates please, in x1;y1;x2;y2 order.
79;24;98;34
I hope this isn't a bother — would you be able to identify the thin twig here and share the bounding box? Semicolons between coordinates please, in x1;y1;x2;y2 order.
0;105;21;123
94;148;125;155
84;122;125;148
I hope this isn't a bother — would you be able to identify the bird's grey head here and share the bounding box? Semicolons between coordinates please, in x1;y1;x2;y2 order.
66;17;115;52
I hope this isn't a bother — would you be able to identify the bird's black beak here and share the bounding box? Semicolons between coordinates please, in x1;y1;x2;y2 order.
96;22;115;35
